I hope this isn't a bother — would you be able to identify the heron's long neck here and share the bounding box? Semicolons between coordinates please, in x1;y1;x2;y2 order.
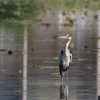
65;38;71;50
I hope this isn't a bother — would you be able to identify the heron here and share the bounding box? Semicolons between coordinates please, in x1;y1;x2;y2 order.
59;34;72;78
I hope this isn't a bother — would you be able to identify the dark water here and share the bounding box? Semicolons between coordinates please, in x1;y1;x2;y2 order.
0;10;98;100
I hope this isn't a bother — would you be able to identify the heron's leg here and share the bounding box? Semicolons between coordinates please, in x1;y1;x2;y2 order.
61;68;64;85
61;76;63;85
66;69;68;85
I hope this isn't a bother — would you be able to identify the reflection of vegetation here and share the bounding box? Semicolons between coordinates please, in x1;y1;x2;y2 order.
0;0;30;20
0;0;45;22
0;0;100;23
63;0;100;9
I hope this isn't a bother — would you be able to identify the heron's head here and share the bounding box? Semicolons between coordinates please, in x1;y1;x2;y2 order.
59;34;71;39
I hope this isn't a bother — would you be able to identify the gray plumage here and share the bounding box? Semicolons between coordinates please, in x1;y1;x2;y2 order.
59;34;72;77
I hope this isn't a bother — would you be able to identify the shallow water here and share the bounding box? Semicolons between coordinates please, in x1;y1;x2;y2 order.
0;10;98;100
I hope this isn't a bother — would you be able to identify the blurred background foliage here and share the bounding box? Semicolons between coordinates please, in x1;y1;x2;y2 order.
0;0;100;23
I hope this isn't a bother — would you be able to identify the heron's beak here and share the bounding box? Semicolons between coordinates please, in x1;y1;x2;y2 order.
59;36;67;39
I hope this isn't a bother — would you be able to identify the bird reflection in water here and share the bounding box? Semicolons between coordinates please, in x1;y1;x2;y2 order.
59;34;72;100
60;85;69;100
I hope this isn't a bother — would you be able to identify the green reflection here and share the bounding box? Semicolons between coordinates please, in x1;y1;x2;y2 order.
0;0;100;23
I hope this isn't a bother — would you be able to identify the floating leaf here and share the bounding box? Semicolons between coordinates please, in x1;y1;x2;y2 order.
52;73;60;77
22;51;25;55
94;15;98;19
89;37;100;39
87;66;91;69
0;49;7;51
8;50;14;55
86;20;91;22
2;69;8;72
83;45;88;49
31;48;34;52
82;17;85;19
89;49;98;53
41;23;52;27
62;11;66;16
36;18;42;22
7;74;18;77
85;50;91;53
66;18;76;24
35;66;56;69
53;35;58;39
39;85;48;88
84;11;88;16
85;5;89;8
39;66;45;69
72;10;76;13
52;57;59;60
73;58;87;61
77;58;84;61
19;70;22;73
69;43;75;48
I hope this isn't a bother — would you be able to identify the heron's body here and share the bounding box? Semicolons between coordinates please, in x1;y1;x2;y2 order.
59;35;72;77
